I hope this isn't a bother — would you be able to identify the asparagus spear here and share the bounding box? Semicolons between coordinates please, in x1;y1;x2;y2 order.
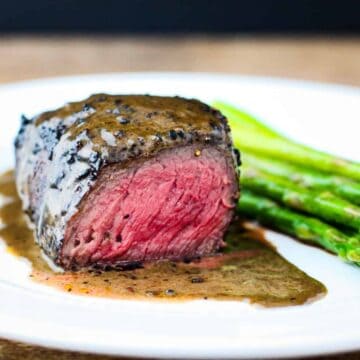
211;101;280;138
244;152;360;205
242;166;360;229
213;101;360;181
238;190;360;265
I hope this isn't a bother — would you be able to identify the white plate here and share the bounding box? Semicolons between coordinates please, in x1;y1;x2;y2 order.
0;73;360;359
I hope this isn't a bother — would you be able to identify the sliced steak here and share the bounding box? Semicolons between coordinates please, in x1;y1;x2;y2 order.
15;94;240;270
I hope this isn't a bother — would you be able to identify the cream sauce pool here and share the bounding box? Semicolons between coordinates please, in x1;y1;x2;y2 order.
0;170;326;307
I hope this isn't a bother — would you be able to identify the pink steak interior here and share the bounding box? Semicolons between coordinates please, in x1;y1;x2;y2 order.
61;145;238;268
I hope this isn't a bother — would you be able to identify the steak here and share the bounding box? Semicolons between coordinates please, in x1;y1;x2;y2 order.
15;94;240;270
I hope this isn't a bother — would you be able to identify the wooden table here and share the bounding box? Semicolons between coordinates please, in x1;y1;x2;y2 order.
1;35;359;360
0;35;360;86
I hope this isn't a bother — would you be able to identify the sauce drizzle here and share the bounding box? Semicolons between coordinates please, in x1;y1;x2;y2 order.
0;170;326;307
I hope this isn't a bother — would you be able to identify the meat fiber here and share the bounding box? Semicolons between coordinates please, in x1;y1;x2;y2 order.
15;94;240;270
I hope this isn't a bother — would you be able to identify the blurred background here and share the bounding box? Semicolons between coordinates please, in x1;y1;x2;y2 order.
0;0;359;85
2;0;360;33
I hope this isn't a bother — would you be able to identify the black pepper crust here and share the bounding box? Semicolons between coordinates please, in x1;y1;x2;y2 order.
15;94;240;265
34;94;236;153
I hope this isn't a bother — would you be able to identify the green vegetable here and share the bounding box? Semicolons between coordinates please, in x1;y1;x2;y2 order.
242;165;360;230
244;152;360;206
213;101;360;181
213;101;360;265
212;101;280;138
238;191;360;265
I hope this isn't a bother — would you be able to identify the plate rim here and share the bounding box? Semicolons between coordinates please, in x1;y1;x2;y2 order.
0;71;359;95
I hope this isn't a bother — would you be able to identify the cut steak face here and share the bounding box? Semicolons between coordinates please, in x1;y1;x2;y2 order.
15;94;240;270
62;145;236;268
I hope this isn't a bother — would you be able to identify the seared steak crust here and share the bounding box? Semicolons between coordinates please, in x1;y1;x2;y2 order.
15;94;240;269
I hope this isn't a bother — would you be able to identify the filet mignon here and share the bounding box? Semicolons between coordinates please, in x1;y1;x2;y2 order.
15;94;240;270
